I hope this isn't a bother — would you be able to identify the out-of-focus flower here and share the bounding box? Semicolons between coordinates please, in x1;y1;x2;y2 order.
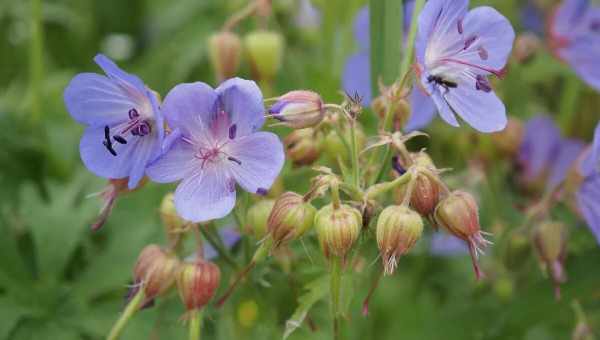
517;115;562;186
268;90;325;129
548;138;585;191
294;0;321;30
209;31;243;82
64;54;164;189
549;0;600;91
146;78;285;222
429;233;468;256
414;0;515;133
513;32;542;63
342;4;436;132
521;1;546;35
284;128;322;166
491;117;524;156
532;221;567;299
574;123;600;244
244;30;284;82
203;227;241;260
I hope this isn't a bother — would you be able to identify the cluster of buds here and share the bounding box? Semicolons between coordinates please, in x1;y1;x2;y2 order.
532;221;567;299
376;206;423;275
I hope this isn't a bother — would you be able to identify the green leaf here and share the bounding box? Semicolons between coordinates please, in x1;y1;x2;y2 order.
0;296;32;340
283;275;329;339
369;0;404;96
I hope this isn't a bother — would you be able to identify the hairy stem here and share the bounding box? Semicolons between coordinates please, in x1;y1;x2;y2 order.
330;256;343;340
199;224;239;270
188;309;203;340
106;288;144;340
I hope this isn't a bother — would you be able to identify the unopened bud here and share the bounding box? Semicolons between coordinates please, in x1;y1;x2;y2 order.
284;128;322;166
491;117;524;156
244;30;284;81
315;204;362;258
533;221;567;298
209;31;242;82
160;193;188;237
245;199;275;239
269;90;325;128
513;32;541;64
133;245;180;299
395;170;441;217
434;191;491;279
323;125;366;163
267;192;316;244
177;258;221;310
376;206;423;275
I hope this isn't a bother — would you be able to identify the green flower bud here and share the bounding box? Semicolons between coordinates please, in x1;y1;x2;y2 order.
177;258;221;310
284;128;322;166
315;204;362;258
209;31;242;82
532;221;567;298
133;245;180;299
267;192;316;244
376;206;423;275
245;199;275;239
269;90;325;129
323;125;366;163
160;192;188;237
244;30;284;81
395;171;440;217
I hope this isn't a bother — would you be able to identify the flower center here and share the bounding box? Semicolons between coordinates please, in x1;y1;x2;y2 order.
183;124;243;170
102;108;153;156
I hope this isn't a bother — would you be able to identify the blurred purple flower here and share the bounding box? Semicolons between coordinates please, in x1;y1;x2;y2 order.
342;3;437;131
415;0;515;133
64;54;164;189
517;115;562;183
294;0;321;30
575;124;600;244
146;78;284;222
549;0;600;91
430;233;468;256
547;138;585;190
521;1;545;35
204;227;241;260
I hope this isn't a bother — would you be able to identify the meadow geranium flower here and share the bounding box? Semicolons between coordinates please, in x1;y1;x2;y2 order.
342;3;436;132
575;123;600;244
414;0;515;133
64;54;164;189
147;78;285;222
548;138;585;191
549;0;600;91
517;115;562;185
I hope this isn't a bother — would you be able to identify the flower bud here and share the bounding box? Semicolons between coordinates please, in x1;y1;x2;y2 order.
160;192;188;237
395;171;440;217
284;128;322;166
267;192;316;244
268;90;325;129
323;125;366;163
513;32;541;64
315;204;362;258
177;258;221;310
376;206;423;275
491;117;524;156
244;30;284;81
245;199;275;239
209;31;242;82
532;221;567;299
434;191;491;279
133;245;180;299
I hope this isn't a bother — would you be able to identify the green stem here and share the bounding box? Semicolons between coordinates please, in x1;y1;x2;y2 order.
199;225;239;270
558;75;581;136
29;0;44;124
188;309;203;340
349;120;360;188
400;0;425;76
365;171;412;200
106;288;144;340
330;256;343;340
330;180;341;209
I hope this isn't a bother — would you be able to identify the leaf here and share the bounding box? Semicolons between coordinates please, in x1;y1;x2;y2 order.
283;275;329;339
369;0;404;96
0;296;32;340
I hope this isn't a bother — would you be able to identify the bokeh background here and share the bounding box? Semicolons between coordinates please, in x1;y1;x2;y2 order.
1;0;600;339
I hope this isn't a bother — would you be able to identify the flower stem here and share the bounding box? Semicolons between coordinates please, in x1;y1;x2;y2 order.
558;74;581;136
106;288;144;340
199;225;239;270
330;256;343;340
350;120;361;189
29;0;44;125
399;0;425;76
330;180;341;210
188;309;204;340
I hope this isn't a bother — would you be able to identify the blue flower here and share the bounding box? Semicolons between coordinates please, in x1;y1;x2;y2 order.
549;0;600;91
341;3;437;132
575;123;600;244
415;0;515;133
64;54;164;189
146;78;285;223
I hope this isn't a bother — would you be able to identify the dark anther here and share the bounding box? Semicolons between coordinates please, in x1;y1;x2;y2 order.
256;188;268;196
113;135;127;144
229;124;237;140
391;156;406;175
457;19;464;34
103;140;117;156
463;35;478;50
128;108;139;120
227;156;242;165
591;20;600;32
475;75;492;93
104;125;111;141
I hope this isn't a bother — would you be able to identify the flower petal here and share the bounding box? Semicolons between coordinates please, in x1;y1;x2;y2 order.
146;139;197;183
94;54;147;95
353;6;370;50
342;51;372;106
225;131;285;195
558;38;600;92
174;164;236;223
429;87;460;127
518;115;561;180
593;122;600;168
127;136;160;189
161;82;218;144
215;78;265;138
547;138;585;191
64;73;137;127
577;174;600;245
405;85;437;131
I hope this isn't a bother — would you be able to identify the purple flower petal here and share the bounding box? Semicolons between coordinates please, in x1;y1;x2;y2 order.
558;38;600;91
593;122;600;167
174;164;237;222
521;1;545;35
518;115;562;181
547;138;585;191
430;233;468;256
405;85;437;131
353;6;370;50
146;139;196;183
428;83;460;127
342;51;372;106
94;54;147;94
576;173;600;245
214;78;265;138
225;131;285;195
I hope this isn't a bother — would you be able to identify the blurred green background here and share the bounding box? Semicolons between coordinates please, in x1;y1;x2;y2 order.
1;0;600;339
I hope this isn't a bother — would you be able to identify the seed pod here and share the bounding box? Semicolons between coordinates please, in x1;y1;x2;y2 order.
269;90;325;129
267;192;316;244
284;128;322;166
177;258;221;310
244;30;284;81
532;221;567;299
376;206;423;275
395;171;440;217
209;31;242;82
434;191;491;279
160;192;188;237
315;204;362;258
133;245;180;299
491;117;524;156
245;199;275;239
